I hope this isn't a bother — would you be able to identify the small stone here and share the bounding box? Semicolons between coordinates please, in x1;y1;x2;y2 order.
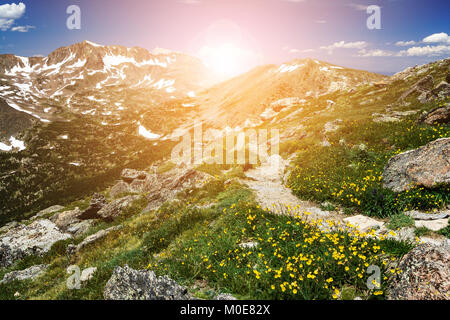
103;265;192;300
215;293;237;300
0;264;49;284
405;210;449;221
239;242;259;249
415;219;449;232
80;267;97;283
343;215;384;233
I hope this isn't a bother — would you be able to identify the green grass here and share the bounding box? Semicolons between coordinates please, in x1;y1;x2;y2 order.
414;227;433;238
147;194;410;300
386;214;415;230
288;117;450;218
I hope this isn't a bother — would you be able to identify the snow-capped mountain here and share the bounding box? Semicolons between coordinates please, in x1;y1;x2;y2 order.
0;41;216;138
0;41;386;152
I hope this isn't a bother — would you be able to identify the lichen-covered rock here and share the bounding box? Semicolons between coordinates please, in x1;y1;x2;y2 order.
69;225;121;255
109;181;131;198
31;205;64;220
405;210;450;221
419;104;450;125
400;75;434;101
121;169;148;183
215;293;237;300
97;196;140;222
0;264;49;284
388;242;450;300
103;265;192;300
143;167;212;210
0;220;71;267
383;138;450;192
51;207;94;236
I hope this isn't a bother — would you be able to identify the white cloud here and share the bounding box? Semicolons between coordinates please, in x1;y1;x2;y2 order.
0;18;14;31
0;2;25;19
358;49;394;57
315;20;327;24
398;45;450;57
11;25;34;32
395;40;416;47
347;3;368;11
0;2;27;31
320;41;368;54
423;32;450;44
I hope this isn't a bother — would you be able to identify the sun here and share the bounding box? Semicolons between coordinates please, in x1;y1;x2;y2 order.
198;43;261;79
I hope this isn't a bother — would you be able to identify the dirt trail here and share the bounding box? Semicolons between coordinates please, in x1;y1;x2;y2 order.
242;155;332;218
241;155;448;246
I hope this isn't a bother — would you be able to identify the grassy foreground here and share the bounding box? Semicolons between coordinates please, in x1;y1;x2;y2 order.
0;178;413;300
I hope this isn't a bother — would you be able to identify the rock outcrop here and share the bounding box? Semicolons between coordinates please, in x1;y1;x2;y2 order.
0;264;49;284
97;196;140;222
0;220;71;267
109;167;211;211
121;169;148;183
103;265;192;300
383;138;450;192
67;226;121;255
50;207;94;237
388;242;450;300
400;75;434;102
109;181;131;198
31;205;64;220
419;104;450;125
78;193;107;220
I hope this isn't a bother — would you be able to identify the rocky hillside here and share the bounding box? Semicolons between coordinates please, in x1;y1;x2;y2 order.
0;46;449;300
194;58;386;128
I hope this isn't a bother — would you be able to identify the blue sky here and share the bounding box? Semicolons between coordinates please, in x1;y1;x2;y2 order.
0;0;449;75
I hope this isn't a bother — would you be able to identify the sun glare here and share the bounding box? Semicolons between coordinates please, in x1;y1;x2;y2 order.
198;43;260;79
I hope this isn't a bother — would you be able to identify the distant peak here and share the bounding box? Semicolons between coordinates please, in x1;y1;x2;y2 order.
82;40;103;47
152;47;176;55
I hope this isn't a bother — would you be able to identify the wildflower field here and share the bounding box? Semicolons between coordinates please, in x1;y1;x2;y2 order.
146;185;413;300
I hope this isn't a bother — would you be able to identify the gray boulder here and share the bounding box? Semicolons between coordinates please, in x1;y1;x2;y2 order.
31;205;64;220
383;138;450;192
400;75;434;102
0;220;71;267
68;226;121;255
51;207;95;237
109;181;131;198
388;242;450;300
0;264;49;284
405;210;450;221
144;167;212;210
103;265;192;300
97;196;140;222
419;104;450;125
